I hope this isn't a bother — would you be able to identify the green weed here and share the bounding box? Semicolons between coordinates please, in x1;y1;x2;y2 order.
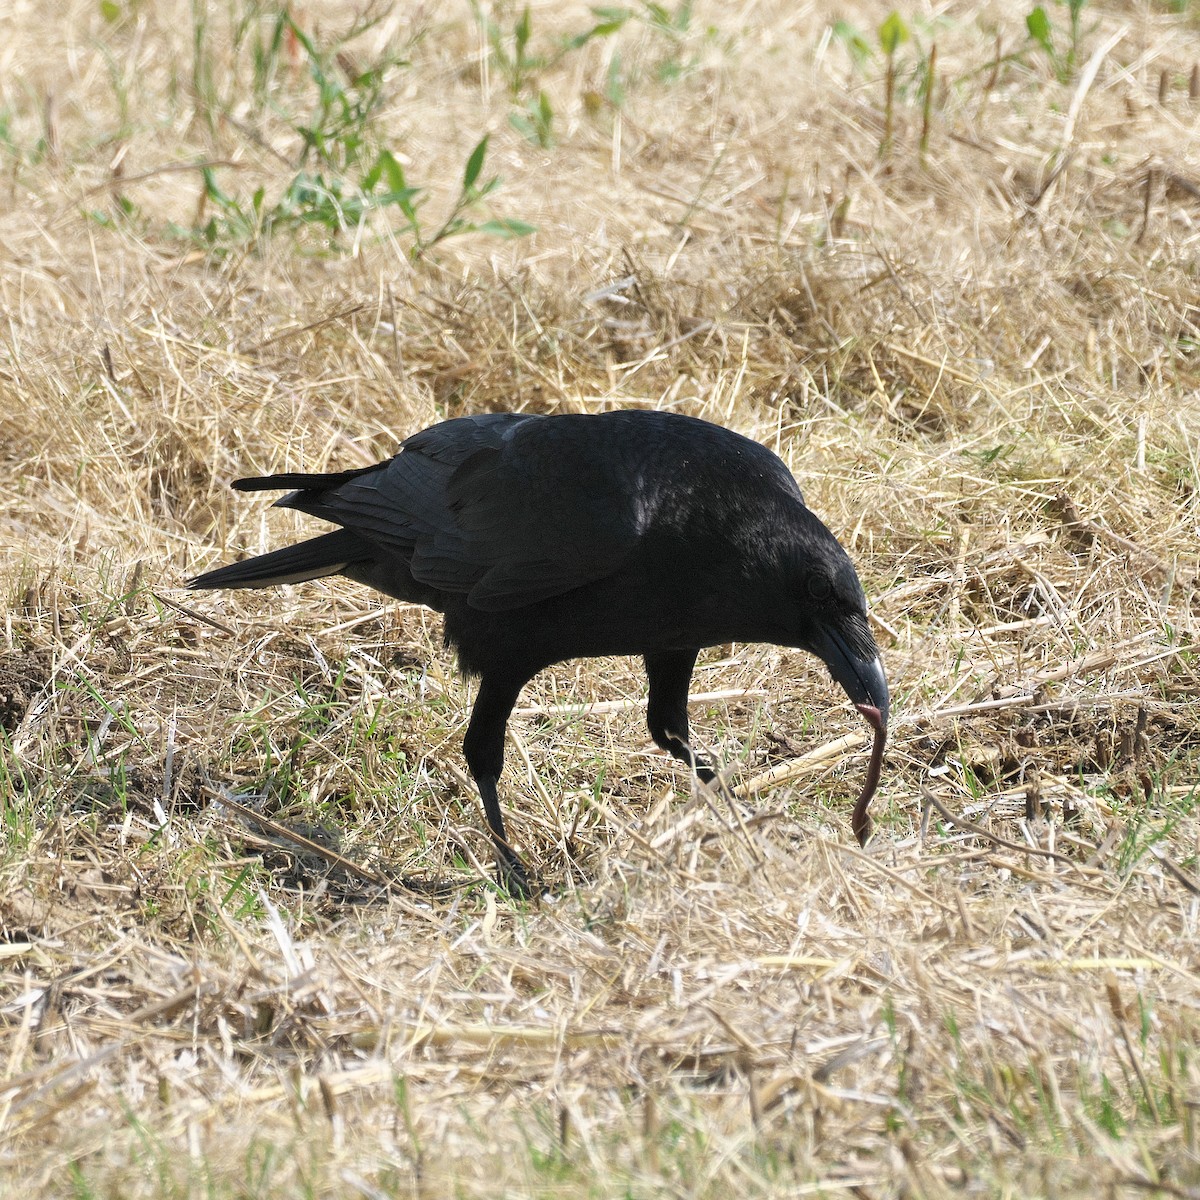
1026;0;1090;83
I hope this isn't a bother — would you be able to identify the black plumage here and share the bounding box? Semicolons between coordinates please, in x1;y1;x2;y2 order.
190;410;888;894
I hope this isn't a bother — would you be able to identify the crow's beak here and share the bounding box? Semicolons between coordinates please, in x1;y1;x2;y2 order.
816;627;889;731
814;625;889;847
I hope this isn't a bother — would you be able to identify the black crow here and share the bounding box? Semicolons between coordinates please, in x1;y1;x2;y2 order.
190;410;887;894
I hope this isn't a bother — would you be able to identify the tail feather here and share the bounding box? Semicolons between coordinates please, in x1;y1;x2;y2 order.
189;529;366;590
232;464;380;493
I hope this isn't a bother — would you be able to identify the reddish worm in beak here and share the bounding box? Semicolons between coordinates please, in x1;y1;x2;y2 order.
851;702;887;847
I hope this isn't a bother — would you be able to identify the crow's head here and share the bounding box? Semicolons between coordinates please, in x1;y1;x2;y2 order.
792;541;887;717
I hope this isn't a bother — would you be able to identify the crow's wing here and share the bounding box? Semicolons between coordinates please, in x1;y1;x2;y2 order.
279;413;646;611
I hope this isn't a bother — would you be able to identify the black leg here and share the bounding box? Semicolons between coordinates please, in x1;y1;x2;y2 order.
462;673;535;897
645;649;715;784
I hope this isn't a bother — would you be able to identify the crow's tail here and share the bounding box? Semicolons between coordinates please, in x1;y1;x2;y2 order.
189;529;366;590
232;465;378;493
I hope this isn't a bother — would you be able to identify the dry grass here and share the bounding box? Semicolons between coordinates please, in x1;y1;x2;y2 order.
2;0;1200;1194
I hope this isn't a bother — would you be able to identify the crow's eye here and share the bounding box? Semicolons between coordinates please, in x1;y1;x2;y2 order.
804;574;832;603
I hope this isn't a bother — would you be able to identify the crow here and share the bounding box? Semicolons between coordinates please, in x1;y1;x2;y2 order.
190;410;888;895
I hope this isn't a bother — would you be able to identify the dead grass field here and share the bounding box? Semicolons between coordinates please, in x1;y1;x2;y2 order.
2;0;1200;1195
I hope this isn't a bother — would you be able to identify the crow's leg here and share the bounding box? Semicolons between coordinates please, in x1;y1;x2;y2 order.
645;649;714;785
462;674;535;897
